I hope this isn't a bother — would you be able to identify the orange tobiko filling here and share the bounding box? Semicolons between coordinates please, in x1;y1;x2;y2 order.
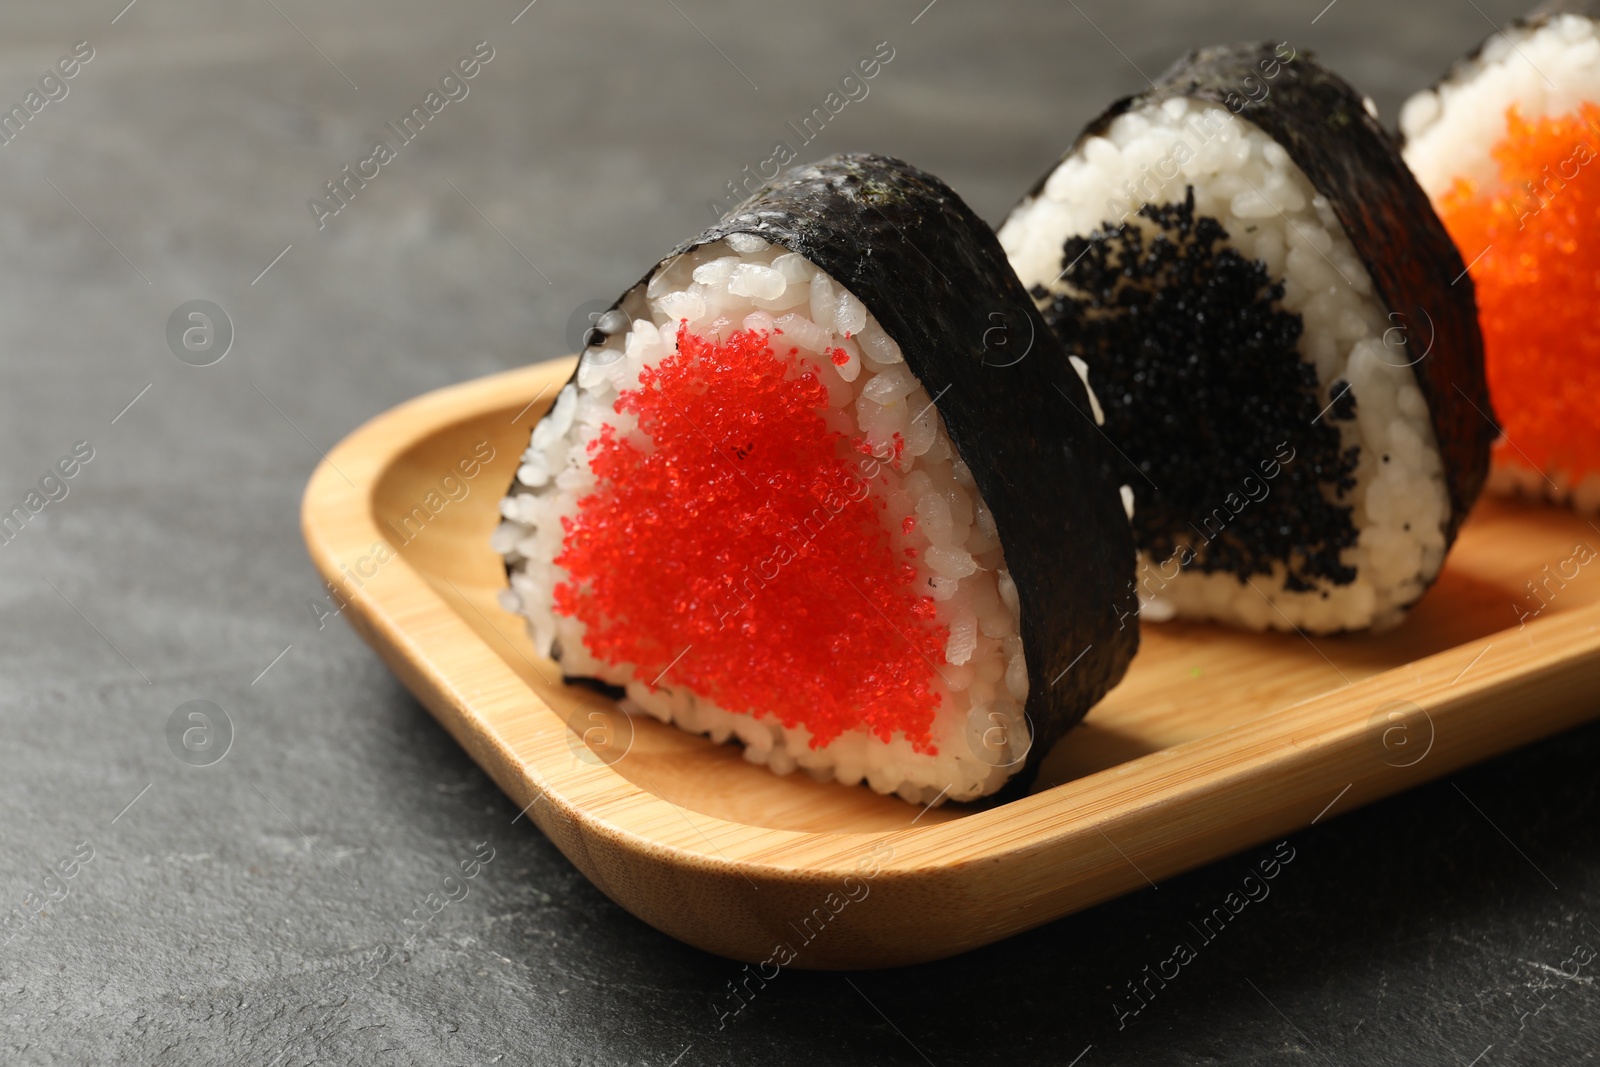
552;324;948;752
1437;102;1600;480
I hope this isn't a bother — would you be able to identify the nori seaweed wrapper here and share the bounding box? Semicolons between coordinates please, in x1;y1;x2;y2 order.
523;153;1140;795
1531;0;1600;14
1024;42;1494;555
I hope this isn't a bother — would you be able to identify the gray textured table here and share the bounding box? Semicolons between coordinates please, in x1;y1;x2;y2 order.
3;1;1596;1064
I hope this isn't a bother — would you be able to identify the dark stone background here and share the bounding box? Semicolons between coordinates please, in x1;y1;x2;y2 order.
2;0;1594;1063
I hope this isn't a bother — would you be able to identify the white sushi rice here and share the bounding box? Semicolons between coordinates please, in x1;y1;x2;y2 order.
1489;460;1600;514
1402;13;1600;197
495;236;1031;803
999;98;1451;633
1402;12;1600;513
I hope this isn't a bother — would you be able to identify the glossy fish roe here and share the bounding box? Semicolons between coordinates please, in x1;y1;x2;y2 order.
552;325;948;752
1437;103;1600;479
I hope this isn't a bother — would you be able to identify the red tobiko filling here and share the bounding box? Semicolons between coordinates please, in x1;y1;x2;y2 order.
1437;102;1600;480
552;323;947;752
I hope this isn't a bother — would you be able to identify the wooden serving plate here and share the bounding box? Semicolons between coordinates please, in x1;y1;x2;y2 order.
301;358;1600;969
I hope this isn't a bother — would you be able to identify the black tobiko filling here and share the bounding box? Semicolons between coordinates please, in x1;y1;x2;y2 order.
1030;187;1360;592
